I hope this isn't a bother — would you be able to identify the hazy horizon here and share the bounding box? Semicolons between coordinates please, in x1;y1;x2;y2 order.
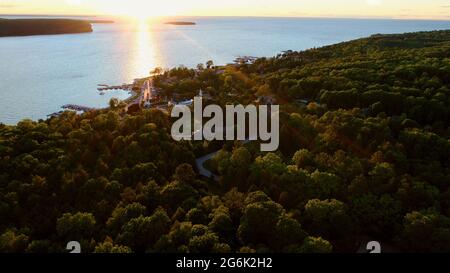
2;14;450;22
0;0;449;20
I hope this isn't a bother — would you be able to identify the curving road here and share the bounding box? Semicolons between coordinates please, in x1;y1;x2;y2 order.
195;151;220;182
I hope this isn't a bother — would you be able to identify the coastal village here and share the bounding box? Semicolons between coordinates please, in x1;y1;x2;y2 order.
47;56;279;182
48;56;271;118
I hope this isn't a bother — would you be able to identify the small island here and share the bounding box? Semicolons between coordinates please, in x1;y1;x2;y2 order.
165;21;196;26
88;19;115;24
0;18;93;37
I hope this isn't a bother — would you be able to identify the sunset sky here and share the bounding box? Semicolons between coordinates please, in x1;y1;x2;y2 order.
0;0;449;19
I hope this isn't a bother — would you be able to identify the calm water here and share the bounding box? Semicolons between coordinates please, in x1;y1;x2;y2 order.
1;16;450;124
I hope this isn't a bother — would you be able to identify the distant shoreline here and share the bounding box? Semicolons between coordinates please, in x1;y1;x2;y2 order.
88;19;114;24
0;18;93;37
1;14;450;21
165;21;196;26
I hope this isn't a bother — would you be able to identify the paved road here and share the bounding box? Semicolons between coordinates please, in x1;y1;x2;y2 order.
128;78;152;108
195;151;220;182
194;126;258;181
142;79;152;102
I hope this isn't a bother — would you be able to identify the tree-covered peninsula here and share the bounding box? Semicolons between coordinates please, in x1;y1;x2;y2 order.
0;18;93;37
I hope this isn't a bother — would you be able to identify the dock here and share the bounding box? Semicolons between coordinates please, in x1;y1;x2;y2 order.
97;84;134;91
47;111;64;118
61;104;97;112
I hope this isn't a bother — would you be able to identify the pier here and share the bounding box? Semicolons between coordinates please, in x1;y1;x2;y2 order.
97;84;134;91
61;104;97;112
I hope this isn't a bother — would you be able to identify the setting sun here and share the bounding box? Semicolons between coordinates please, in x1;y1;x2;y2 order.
100;0;181;18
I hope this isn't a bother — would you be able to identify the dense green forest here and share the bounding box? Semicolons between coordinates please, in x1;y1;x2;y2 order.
1;30;449;253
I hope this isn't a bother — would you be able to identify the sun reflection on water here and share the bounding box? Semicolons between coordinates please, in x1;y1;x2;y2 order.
130;19;162;79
